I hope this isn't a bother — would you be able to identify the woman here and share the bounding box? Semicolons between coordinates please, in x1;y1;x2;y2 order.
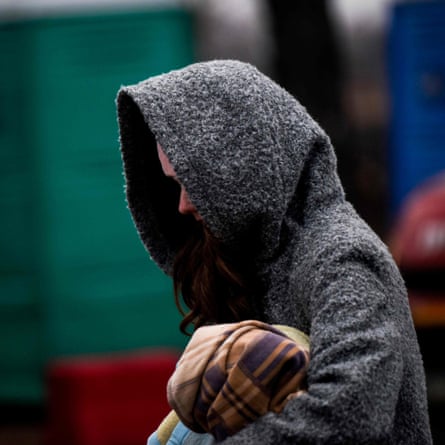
116;60;432;444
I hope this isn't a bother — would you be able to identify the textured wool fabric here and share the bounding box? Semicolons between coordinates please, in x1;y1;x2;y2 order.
117;60;432;444
167;321;309;441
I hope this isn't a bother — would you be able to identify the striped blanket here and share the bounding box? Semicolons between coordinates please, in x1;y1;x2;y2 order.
167;320;310;442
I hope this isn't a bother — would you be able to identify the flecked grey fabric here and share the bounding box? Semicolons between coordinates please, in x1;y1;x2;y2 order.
116;60;432;445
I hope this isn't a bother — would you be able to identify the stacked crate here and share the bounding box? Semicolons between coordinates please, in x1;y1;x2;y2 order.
389;1;445;214
0;8;194;402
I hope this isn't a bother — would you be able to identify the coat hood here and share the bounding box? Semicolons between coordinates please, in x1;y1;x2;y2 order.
116;60;344;274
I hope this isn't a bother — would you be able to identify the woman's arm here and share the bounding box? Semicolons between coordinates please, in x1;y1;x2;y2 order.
221;255;405;444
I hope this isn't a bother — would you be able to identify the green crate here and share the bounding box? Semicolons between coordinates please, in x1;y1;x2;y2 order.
0;303;43;402
0;8;195;402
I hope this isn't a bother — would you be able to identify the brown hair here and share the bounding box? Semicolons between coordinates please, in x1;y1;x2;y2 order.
173;221;258;335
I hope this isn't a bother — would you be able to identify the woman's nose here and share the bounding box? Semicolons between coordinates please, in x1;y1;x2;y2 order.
178;187;197;216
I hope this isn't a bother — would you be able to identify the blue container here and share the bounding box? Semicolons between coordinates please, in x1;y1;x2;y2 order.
388;1;445;214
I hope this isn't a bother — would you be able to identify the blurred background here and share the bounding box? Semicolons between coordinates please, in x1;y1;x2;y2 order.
0;0;444;444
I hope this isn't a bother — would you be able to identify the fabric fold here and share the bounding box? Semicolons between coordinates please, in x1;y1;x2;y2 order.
167;321;309;441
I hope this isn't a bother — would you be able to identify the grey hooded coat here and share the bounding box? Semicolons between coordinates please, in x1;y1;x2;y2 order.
116;60;432;445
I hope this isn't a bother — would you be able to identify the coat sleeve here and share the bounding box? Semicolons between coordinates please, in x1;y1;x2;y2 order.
221;249;406;445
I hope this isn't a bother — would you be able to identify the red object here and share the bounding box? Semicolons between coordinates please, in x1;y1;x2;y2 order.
45;350;179;445
390;173;445;327
391;173;445;270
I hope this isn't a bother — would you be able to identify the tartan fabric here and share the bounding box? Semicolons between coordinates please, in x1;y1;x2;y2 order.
167;321;309;442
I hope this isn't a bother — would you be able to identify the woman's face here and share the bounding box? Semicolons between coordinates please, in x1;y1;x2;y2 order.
157;143;202;222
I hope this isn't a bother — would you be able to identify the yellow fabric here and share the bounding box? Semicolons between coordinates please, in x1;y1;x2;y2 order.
156;410;180;445
273;324;310;350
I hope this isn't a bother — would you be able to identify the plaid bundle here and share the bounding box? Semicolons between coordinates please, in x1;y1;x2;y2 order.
167;320;310;442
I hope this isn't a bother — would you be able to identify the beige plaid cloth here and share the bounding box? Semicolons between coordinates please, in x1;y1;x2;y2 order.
167;320;310;441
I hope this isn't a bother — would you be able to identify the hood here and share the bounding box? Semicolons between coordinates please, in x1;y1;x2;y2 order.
116;60;344;274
